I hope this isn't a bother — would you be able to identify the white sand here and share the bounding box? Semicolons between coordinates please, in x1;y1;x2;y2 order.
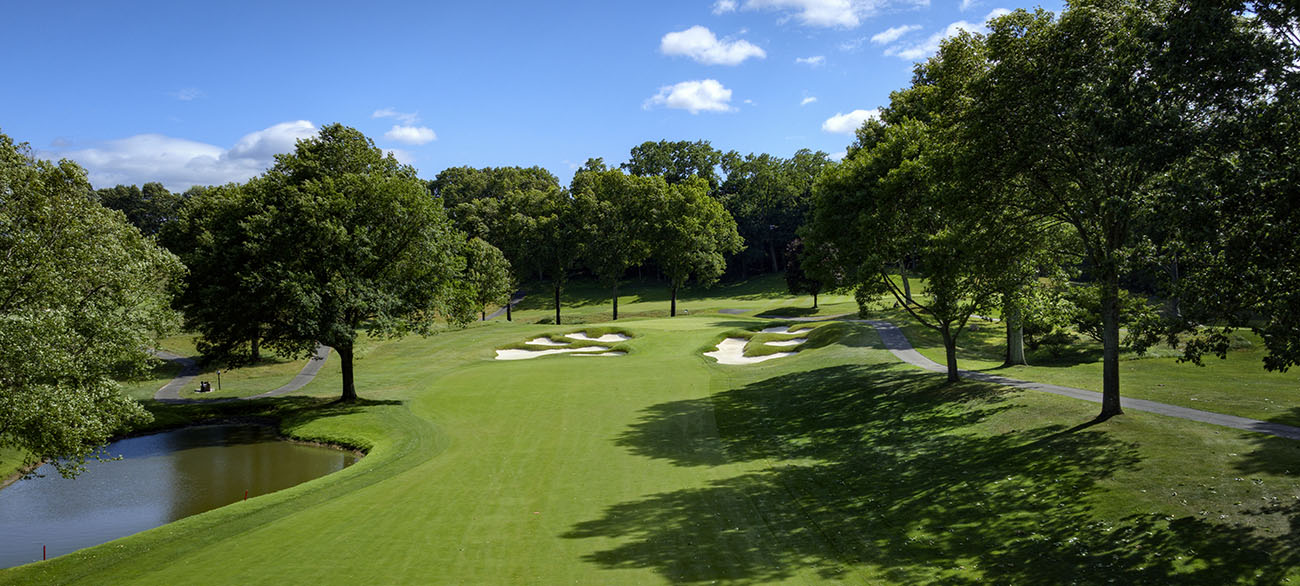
572;351;627;357
525;337;570;346
496;346;610;360
565;332;631;343
704;338;795;365
764;338;807;347
760;325;814;335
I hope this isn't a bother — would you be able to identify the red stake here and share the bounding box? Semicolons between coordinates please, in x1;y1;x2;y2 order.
43;545;46;560
244;489;248;501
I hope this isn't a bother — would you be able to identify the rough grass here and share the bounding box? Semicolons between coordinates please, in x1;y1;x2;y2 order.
6;279;1300;583
883;309;1300;427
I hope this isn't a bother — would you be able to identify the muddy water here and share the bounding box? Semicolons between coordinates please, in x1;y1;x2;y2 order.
0;424;357;568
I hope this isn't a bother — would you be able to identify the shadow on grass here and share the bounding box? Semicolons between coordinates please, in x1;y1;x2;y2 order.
755;305;821;318
566;364;1299;584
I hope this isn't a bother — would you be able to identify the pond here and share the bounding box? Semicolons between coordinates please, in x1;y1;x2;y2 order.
0;424;358;569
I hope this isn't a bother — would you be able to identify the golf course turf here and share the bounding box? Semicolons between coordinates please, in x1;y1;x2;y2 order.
4;279;1300;584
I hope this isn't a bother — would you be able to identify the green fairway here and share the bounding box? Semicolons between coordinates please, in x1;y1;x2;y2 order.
6;286;1300;583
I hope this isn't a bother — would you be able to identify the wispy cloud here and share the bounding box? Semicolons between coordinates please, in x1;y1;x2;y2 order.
870;24;921;45
661;26;766;65
713;0;738;14
172;88;204;101
372;108;421;125
882;9;1007;61
801;96;818;106
739;0;929;29
644;79;735;114
795;55;826;66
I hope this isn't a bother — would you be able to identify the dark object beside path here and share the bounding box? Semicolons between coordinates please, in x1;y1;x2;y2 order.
485;291;527;321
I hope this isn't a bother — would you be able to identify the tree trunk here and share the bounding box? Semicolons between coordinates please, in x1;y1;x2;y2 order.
506;300;512;322
338;343;357;402
900;262;912;304
612;282;619;321
481;309;486;321
768;240;779;273
1099;275;1123;418
554;284;562;325
250;335;261;363
812;292;818;309
940;324;960;383
670;284;678;317
1004;302;1026;366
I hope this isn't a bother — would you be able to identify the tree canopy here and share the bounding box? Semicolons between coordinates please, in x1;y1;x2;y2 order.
651;177;744;316
236;123;476;401
0;131;183;476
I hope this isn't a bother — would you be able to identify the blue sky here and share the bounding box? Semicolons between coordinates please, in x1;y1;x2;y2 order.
4;0;1061;191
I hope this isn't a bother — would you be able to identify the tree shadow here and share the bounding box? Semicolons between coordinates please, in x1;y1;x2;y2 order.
567;364;1300;583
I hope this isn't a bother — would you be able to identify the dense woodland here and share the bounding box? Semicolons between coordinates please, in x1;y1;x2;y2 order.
2;0;1298;470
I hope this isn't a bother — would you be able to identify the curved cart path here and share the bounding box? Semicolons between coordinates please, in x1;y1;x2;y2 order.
152;345;331;404
485;291;527;321
762;314;1300;441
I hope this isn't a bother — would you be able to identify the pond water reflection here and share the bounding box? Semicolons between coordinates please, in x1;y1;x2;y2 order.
0;424;357;568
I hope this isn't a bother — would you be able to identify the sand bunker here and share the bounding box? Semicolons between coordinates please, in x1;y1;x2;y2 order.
704;338;795;365
496;346;611;360
764;338;807;347
565;332;631;343
525;337;570;346
573;351;627;357
760;325;813;335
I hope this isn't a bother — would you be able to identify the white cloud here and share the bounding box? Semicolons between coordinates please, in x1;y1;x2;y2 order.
661;26;766;66
830;150;847;161
822;109;880;134
228;121;318;160
801;96;818;106
384;125;437;145
172;88;204;101
870;24;921;45
960;0;978;11
795;55;826;66
372;107;421;125
882;9;1006;61
42;121;319;191
644;79;735;114
713;0;738;14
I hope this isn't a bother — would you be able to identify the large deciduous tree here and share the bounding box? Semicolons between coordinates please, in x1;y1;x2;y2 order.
246;124;475;401
651;178;743;316
0;131;183;476
571;163;657;320
809;115;1025;382
162;181;287;364
975;2;1275;417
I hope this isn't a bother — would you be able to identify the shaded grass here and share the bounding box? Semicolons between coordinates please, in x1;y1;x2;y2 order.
879;309;1300;427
